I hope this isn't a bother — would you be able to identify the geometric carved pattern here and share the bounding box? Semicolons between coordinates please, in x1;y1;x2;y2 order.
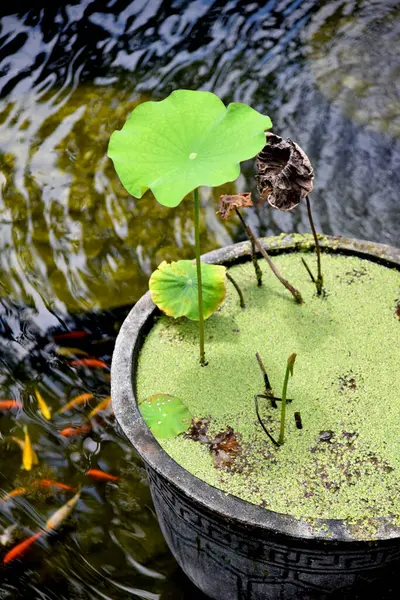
147;468;400;600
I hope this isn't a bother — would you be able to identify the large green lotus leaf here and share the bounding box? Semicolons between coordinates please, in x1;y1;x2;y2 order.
149;260;226;321
108;89;272;207
139;393;192;439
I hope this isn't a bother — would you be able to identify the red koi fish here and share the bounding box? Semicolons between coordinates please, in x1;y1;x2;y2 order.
60;423;92;438
33;479;76;492
53;331;89;340
3;531;43;564
0;400;22;410
69;359;109;369
86;469;119;482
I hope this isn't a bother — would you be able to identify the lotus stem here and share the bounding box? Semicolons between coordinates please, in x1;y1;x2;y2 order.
305;196;323;295
278;353;296;446
226;272;245;308
300;257;316;283
235;209;303;304
251;238;263;287
193;188;206;366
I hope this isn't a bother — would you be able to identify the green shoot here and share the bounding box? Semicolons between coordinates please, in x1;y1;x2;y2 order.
278;353;297;446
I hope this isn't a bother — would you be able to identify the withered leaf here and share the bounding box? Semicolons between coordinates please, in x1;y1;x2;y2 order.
184;417;210;444
256;133;314;211
216;193;253;220
210;427;242;469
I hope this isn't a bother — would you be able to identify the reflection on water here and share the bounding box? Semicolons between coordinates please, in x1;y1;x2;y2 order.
0;1;399;598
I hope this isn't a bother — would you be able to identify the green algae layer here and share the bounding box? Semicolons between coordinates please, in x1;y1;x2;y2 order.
137;252;400;523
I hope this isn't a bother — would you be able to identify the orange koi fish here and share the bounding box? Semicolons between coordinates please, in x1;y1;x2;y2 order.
53;331;89;340
60;422;92;438
35;389;52;420
57;393;94;414
3;531;43;564
1;487;28;502
45;490;81;532
86;469;119;482
33;479;76;492
69;359;109;369
0;400;22;410
56;347;89;358
88;396;111;419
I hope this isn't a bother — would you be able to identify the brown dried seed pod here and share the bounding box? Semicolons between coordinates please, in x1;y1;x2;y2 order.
256;133;314;211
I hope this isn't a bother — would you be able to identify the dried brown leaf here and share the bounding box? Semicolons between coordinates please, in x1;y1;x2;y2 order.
210;427;242;469
184;417;210;444
256;133;314;211
216;193;253;220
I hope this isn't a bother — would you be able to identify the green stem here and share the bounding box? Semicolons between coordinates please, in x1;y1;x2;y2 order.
305;196;323;295
278;364;291;446
193;188;206;366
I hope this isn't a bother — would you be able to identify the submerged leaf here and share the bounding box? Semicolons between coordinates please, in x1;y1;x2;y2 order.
216;193;253;220
139;393;192;439
256;133;314;211
108;89;272;208
149;260;226;321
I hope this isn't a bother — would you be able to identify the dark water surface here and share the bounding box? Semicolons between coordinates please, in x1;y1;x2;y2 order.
0;1;399;598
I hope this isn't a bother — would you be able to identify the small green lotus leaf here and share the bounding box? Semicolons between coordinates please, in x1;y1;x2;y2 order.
149;260;226;321
108;89;272;207
139;393;192;439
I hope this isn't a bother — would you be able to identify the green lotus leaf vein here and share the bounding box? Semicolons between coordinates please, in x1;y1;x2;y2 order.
107;89;272;207
139;393;192;439
149;260;226;320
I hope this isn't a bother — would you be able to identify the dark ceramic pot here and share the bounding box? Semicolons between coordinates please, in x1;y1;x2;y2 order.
111;234;400;600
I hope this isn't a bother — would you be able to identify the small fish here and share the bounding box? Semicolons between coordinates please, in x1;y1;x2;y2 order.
56;347;89;358
10;437;39;466
57;392;94;414
35;388;52;420
1;487;28;502
69;359;109;369
33;479;76;492
53;331;89;340
0;400;22;410
60;423;92;438
88;396;111;419
3;531;43;564
22;426;35;471
86;468;119;482
0;524;18;546
45;490;81;532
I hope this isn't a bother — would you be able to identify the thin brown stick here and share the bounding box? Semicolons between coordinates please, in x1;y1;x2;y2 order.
226;272;245;308
300;257;316;283
305;196;323;295
235;209;303;304
250;239;263;287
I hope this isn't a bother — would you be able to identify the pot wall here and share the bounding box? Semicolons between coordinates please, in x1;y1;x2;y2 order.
147;466;400;600
111;235;400;600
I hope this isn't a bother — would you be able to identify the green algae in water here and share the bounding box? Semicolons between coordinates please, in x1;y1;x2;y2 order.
137;253;400;524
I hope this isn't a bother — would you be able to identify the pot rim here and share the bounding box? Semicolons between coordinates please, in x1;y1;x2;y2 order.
111;233;400;543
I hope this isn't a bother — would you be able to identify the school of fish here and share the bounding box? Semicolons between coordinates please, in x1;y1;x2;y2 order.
0;331;119;564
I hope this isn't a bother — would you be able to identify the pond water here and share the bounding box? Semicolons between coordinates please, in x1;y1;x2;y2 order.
0;1;399;598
